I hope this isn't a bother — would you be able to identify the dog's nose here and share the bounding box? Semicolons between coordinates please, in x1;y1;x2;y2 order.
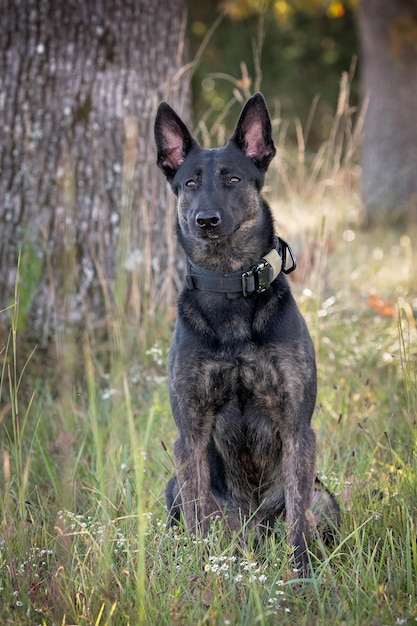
195;211;221;229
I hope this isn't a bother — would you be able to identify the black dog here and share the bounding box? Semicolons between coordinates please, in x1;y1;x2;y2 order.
154;93;339;573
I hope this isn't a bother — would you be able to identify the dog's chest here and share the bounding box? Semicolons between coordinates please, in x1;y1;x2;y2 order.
172;291;315;423
173;341;291;420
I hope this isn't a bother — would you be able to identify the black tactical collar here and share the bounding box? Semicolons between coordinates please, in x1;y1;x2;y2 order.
185;236;296;298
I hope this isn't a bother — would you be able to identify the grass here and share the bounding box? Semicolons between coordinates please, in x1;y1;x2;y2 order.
1;84;417;624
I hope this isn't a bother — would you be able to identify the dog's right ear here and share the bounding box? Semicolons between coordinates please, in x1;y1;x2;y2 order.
154;103;196;180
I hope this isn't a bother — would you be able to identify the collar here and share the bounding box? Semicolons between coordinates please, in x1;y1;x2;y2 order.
185;236;296;298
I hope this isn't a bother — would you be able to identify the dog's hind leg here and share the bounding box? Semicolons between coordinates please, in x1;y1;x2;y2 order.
311;478;341;545
166;476;182;527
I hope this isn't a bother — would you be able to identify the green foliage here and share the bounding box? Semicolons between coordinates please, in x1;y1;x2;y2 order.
188;2;358;146
11;236;44;333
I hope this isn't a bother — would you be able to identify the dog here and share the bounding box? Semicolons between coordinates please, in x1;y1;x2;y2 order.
154;93;339;574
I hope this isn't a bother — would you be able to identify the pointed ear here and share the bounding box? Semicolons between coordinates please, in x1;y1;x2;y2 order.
154;103;197;180
229;93;276;171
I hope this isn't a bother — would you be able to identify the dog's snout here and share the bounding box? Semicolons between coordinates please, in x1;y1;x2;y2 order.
195;211;221;229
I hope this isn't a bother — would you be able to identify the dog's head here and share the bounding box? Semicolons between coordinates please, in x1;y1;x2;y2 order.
154;93;276;259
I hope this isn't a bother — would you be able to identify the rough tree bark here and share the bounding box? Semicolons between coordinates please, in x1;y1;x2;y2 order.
358;0;417;224
0;0;189;344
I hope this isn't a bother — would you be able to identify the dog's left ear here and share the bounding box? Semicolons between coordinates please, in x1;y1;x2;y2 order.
229;92;276;171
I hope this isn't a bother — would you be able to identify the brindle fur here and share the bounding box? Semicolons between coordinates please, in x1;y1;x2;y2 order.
154;93;339;573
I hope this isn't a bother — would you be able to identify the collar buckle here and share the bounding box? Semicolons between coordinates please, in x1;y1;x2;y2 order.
242;260;274;297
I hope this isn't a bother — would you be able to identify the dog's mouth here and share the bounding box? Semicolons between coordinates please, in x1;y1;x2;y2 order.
196;224;240;241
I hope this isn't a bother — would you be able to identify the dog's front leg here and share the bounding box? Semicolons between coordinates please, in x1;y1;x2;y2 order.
281;424;316;574
174;432;221;535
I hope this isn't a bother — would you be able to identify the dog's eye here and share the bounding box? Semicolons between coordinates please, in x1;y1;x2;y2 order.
228;176;241;185
185;179;197;188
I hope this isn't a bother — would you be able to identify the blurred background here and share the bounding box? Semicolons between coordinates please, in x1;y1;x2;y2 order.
189;0;359;147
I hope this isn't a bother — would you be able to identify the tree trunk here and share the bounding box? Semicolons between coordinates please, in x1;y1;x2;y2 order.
358;0;417;224
0;0;189;344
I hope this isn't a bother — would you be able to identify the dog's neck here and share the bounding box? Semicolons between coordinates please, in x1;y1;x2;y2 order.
184;237;296;298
